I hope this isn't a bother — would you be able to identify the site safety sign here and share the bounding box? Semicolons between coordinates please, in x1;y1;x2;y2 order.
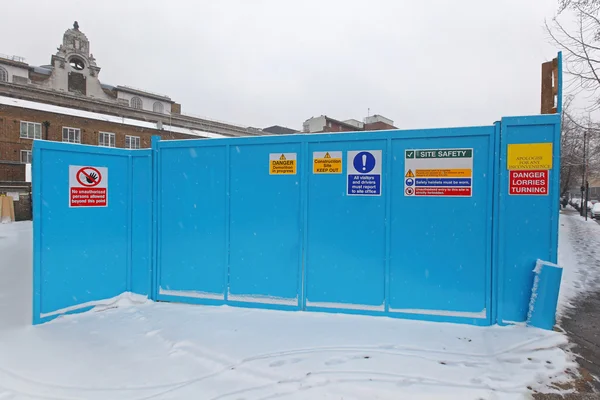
404;148;473;197
313;151;342;174
69;165;108;207
347;150;382;196
269;153;297;175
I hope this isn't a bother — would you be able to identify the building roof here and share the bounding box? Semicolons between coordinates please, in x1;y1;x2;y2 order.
263;125;298;135
0;95;226;139
115;85;173;103
30;66;52;75
324;116;361;131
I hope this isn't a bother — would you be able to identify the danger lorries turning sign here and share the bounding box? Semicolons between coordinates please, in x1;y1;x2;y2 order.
509;170;548;195
69;165;108;207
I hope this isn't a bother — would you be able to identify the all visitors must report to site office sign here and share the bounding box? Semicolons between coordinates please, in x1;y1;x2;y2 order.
69;165;108;207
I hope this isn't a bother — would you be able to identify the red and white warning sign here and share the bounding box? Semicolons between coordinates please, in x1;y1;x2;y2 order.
69;165;108;207
509;170;548;196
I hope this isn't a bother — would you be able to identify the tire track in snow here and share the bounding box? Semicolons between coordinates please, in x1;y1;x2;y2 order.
0;334;561;400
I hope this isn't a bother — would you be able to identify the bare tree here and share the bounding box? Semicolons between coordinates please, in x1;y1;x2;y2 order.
546;2;600;110
558;97;600;196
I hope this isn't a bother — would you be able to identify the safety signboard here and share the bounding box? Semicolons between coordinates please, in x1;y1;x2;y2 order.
509;170;549;195
404;148;473;197
507;143;552;170
69;165;108;207
347;150;382;196
270;153;297;175
313;151;342;174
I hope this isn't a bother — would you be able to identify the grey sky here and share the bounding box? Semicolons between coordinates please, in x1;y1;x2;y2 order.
2;0;560;130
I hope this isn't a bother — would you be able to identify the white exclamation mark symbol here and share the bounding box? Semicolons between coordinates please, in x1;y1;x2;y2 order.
362;154;367;171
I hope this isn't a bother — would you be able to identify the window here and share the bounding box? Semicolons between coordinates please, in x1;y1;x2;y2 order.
62;127;81;143
0;67;7;82
153;101;164;113
69;57;85;71
131;97;143;109
20;150;32;164
99;132;116;147
125;135;140;149
20;121;42;140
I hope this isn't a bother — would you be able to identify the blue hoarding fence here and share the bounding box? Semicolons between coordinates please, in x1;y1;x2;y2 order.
32;114;561;328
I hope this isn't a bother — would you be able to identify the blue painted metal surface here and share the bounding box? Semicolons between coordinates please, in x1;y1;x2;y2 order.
388;127;494;324
527;260;563;330
496;115;561;324
306;140;386;311
32;141;152;324
156;145;228;300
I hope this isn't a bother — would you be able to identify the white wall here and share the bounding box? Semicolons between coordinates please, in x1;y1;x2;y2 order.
365;115;394;126
303;116;326;133
0;62;29;83
38;55;113;102
116;91;171;114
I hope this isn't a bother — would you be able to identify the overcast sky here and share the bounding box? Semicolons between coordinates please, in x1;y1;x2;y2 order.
1;0;561;130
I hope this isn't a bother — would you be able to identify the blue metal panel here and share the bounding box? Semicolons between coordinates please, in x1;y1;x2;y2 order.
130;152;153;295
491;121;501;325
497;115;561;324
157;145;228;299
305;140;386;310
388;128;494;321
150;136;160;300
228;142;302;305
557;51;563;114
32;142;134;323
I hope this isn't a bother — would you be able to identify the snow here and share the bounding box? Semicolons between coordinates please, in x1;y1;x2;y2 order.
306;300;385;311
39;292;147;319
227;293;298;306
0;219;584;399
0;95;227;139
159;287;225;300
388;307;487;319
557;210;600;318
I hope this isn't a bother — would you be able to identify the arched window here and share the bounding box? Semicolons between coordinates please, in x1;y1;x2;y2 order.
131;97;143;109
153;101;164;113
0;67;8;82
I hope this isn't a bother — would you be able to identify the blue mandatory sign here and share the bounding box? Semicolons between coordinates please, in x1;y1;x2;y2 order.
405;178;414;186
353;151;376;174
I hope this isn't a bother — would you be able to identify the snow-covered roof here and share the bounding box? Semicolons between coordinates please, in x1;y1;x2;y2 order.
101;83;115;91
116;85;172;102
31;66;52;75
0;95;226;139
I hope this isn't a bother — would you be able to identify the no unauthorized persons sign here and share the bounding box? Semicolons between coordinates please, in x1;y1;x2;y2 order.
509;170;548;195
69;165;108;207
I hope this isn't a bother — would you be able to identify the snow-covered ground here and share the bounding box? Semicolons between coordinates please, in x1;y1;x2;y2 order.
557;208;600;318
0;214;595;400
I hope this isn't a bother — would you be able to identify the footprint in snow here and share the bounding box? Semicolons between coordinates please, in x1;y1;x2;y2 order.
269;358;302;367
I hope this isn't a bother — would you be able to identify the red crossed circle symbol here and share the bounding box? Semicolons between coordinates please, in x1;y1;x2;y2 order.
76;167;102;187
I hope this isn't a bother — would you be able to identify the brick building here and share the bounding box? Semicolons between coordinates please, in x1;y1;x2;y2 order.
0;22;261;182
302;114;396;133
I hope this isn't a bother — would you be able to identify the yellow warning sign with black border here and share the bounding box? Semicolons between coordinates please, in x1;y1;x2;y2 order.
313;151;342;174
405;169;415;178
270;153;297;175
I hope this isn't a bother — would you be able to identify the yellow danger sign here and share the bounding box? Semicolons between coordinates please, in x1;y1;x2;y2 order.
270;153;297;175
416;169;472;177
313;151;342;174
507;143;553;170
405;169;415;178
